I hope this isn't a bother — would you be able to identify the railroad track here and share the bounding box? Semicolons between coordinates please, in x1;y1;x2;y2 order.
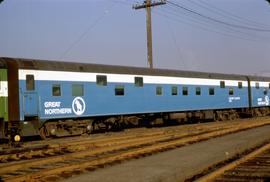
1;118;270;182
0;119;245;162
196;142;270;182
0;122;233;162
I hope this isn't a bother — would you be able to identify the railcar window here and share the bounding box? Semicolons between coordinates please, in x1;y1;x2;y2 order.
220;81;225;88
96;75;107;86
238;82;243;89
269;83;270;89
72;84;84;96
26;74;35;91
156;86;162;96
229;88;234;95
256;82;259;89
52;84;61;96
182;87;188;96
171;86;178;96
135;77;143;87
115;85;124;96
209;87;215;95
264;88;268;95
196;87;201;95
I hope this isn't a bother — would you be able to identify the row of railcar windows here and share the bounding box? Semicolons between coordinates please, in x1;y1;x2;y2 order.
156;86;234;96
96;75;144;87
96;76;245;89
220;81;242;89
52;84;84;97
52;84;269;97
52;84;125;97
25;75;270;96
51;84;239;97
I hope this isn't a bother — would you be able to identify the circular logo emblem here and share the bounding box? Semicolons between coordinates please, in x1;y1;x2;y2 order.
72;97;86;116
265;96;269;106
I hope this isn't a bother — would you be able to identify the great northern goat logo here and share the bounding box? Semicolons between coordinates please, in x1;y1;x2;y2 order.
72;97;86;116
265;96;269;106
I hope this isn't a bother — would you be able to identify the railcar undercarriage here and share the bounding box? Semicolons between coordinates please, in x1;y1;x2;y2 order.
34;107;270;139
0;120;21;143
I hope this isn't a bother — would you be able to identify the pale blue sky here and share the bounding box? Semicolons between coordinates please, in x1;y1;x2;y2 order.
0;0;270;75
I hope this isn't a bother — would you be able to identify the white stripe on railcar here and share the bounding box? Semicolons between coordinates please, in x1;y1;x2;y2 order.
0;81;8;97
250;81;270;88
18;69;248;87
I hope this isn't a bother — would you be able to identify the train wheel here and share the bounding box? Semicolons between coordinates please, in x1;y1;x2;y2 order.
39;126;49;140
87;122;94;134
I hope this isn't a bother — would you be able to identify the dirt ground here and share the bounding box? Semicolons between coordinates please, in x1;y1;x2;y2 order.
61;125;270;182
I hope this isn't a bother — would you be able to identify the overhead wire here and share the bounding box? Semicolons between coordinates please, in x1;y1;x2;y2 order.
163;3;270;42
167;0;270;32
113;0;268;41
60;0;270;61
163;18;186;67
59;2;118;60
196;0;270;29
153;9;259;42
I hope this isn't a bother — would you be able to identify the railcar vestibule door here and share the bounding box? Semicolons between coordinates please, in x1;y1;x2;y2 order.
23;74;38;116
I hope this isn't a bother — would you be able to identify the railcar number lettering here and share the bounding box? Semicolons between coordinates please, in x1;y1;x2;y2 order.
228;97;240;103
258;96;269;106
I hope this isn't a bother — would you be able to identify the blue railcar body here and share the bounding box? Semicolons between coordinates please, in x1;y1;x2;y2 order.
1;57;270;139
18;78;250;123
250;87;269;107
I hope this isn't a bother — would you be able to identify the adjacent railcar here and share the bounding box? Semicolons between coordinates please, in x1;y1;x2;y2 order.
0;61;8;139
0;57;269;140
248;76;270;115
0;59;20;140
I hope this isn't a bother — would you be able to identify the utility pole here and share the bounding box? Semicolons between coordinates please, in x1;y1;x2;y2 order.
133;0;166;69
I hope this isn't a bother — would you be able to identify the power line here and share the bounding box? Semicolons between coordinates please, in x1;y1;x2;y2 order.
153;9;260;42
59;3;117;60
163;19;186;67
191;0;270;29
164;4;270;41
167;0;270;32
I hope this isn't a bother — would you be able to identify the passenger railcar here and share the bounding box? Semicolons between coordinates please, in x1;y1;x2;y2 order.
248;76;270;115
0;57;269;141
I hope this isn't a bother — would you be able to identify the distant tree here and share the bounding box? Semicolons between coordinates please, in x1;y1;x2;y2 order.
0;0;3;4
266;0;270;4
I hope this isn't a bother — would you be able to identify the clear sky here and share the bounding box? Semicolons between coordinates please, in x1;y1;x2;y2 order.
0;0;270;76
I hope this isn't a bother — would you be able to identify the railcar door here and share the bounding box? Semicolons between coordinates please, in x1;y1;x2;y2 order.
23;74;38;116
